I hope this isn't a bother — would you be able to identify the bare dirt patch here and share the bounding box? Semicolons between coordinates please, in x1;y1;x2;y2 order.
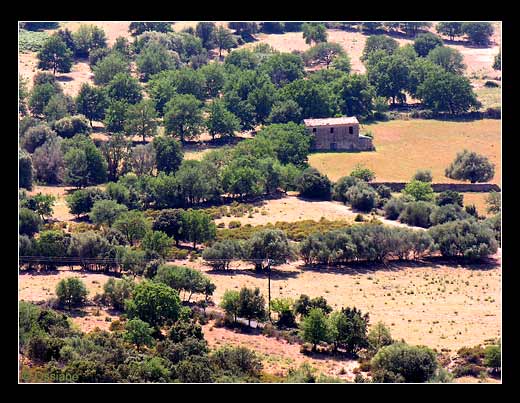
18;269;119;333
215;195;415;229
27;185;76;222
184;257;502;352
202;320;358;380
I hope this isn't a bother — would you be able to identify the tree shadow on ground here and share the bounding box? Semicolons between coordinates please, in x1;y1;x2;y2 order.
56;76;74;82
206;267;300;280
297;256;499;275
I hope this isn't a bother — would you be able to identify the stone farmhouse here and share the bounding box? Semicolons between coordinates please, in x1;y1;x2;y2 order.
304;116;374;151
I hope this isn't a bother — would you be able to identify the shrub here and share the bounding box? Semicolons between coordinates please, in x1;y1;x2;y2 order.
371;343;438;383
412;170;433;183
20;208;42;236
346;183;379;212
296;167;332;200
56;278;88;309
228;220;241;229
429;203;470;226
332;176;360;202
436;190;464;207
399;201;435;228
428;219;498;259
383;196;410;220
350;164;375;182
484;344;501;373
52;115;91;138
101;276;135;310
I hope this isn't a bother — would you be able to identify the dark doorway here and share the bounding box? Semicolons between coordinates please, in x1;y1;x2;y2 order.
330;143;337;150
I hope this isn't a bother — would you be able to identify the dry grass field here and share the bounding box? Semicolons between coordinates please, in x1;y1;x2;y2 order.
309;119;501;184
192;257;501;352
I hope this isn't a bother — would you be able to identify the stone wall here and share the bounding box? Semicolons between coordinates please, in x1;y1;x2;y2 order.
368;182;501;193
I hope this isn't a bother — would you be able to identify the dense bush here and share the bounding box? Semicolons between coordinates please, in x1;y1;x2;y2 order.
56;278;89;309
398;201;435;228
428;219;498;260
345;183;379;212
429;203;470;226
332;176;360;202
436;190;463;207
299;224;433;265
296;168;332;200
52;115;91;138
445;150;495;183
371;343;438;383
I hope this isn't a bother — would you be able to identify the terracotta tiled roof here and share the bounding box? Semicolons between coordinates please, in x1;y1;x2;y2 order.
303;116;359;126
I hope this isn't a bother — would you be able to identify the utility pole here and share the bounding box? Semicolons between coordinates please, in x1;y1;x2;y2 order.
266;258;272;322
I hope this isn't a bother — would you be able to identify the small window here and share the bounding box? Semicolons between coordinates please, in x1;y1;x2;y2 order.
349;126;354;134
312;128;316;133
330;127;334;133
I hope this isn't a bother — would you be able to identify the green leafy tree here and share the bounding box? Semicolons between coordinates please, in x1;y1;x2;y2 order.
403;180;435;202
461;22;494;45
141;231;172;258
136;41;178;81
299;308;331;351
244;229;295;270
368;321;393;353
66;187;107;217
163;94;204;143
350;164;376;182
238;287;266;327
22;193;56;221
92;52;130;85
417;70;480;114
101;276;135;310
152;209;185;246
413;32;443;57
206;100;240;140
29;82;61;117
328;307;369;354
124;99;159;143
361;35;399;62
345;183;379;212
129;22;173;36
19;208;41;236
76;83;107;127
63;139;108;188
124;319;154;349
113;210;151;245
260;52;305;87
435;22;463;41
302;23;328;45
267;100;302;124
220;290;241;323
181;209;216;249
89;199;128;227
125;280;181;328
367;52;412;105
56;278;88;309
427;46;466;75
493;51;501;71
104;100;128;133
305;42;345;68
195;22;216;49
436;190;464;207
199;62;227;98
37;34;73;75
428;219;498;260
484;344;501;373
152;136;184;174
213;26;237;58
445;150;495;183
256;123;311;167
105;73;142;104
72;24;107;57
19;149;33;190
297;167;332;200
